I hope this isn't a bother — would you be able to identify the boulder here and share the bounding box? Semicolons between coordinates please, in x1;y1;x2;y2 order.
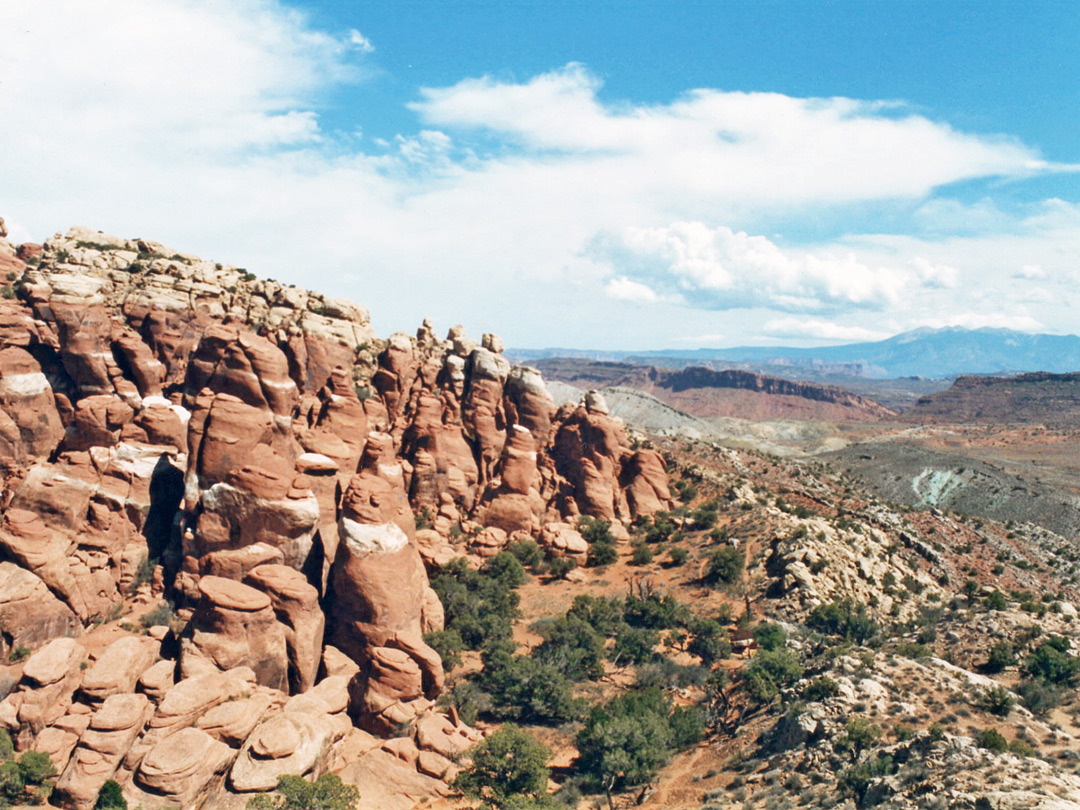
244;564;325;693
229;711;347;792
181;576;289;691
53;693;153;810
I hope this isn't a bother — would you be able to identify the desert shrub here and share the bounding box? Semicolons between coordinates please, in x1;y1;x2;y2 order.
630;543;654;566
567;595;624;636
482;655;582;725
430;557;521;650
666;547;688;566
246;773;359;810
974;728;1009;752
624;592;689;630
94;779;127;809
839;754;895;803
443;680;493;726
635;659;708;690
509;539;542;568
16;751;55;785
575;688;680;790
644;514;679;544
7;647;30;663
1017;679;1063;715
0;731;12;761
586;540;618;568
835;717;882;760
1025;638;1080;685
807;599;879;644
423;629;465;671
686;618;731;664
611;625;659;665
743;649;804;704
533;615;605;681
579;516;614;545
690;500;719;529
669;706;706;748
703;547;744;586
482;552;527;588
804;676;841;702
978;685;1015;717
984;641;1016;674
455;725;553;810
752;622;787;651
984;590;1008;611
547;556;577;579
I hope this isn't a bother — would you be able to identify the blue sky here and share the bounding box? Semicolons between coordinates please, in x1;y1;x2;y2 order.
2;0;1078;349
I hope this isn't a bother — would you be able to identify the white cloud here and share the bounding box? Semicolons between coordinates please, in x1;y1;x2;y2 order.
604;276;662;304
592;222;950;313
349;29;375;53
0;4;1076;350
1015;264;1047;280
762;318;892;342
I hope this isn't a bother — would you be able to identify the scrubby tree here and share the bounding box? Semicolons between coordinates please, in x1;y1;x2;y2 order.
703;547;744;586
246;774;359;810
455;725;554;810
575;688;676;793
94;779;127;810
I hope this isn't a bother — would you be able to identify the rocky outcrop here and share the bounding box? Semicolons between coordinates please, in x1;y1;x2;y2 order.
0;222;673;809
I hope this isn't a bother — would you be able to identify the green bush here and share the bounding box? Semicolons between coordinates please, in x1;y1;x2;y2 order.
703;547;744;586
984;641;1016;674
547;556;577;579
246;773;359;810
567;595;624;636
807;599;879;644
1018;678;1063;715
430;557;522;650
835;717;882;760
611;625;659;665
586;540;618;567
579;516;614;545
630;543;654;566
984;590;1008;611
752;622;786;651
575;688;676;790
482;655;582;725
1025;638;1080;685
743;649;804;704
804;676;841;702
624;592;689;630
508;539;542;568
978;685;1015;717
16;751;55;785
94;779;127;810
455;725;552;809
423;629;464;671
482;552;527;588
666;547;688;566
533;615;605;681
974;728;1009;753
686;619;731;664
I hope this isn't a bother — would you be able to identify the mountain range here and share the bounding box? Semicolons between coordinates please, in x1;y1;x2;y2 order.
510;326;1080;380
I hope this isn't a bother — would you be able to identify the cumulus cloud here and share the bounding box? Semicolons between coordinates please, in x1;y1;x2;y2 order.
762;319;892;342
604;276;662;304
591;222;957;313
